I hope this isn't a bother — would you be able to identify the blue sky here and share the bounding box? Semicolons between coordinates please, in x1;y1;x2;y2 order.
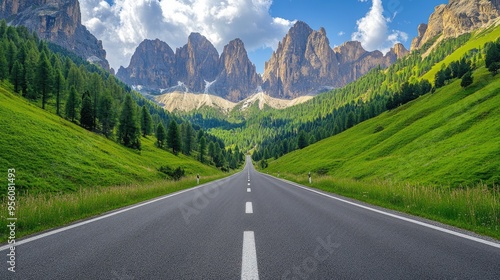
80;0;448;73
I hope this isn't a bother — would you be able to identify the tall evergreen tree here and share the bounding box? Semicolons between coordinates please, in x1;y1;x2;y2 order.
156;122;167;148
167;120;181;155
461;71;473;88
89;73;102;130
181;122;194;155
37;52;53;109
24;48;38;100
54;68;65;116
66;64;84;93
65;86;79;122
0;49;8;80
118;94;141;149
98;92;116;138
485;42;500;70
140;105;153;137
80;91;94;130
298;131;308;149
10;60;23;93
199;136;207;163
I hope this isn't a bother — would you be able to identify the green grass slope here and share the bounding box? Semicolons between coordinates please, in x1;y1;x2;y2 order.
0;84;220;194
422;23;500;83
268;67;499;187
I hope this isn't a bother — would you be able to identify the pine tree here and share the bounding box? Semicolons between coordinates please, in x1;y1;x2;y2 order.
118;94;141;149
65;86;79;122
67;64;84;94
167;120;181;155
24;49;38;100
98;92;116;138
345;111;356;129
485;42;500;70
156;122;167;148
80;91;94;130
37;52;53;109
54;69;65;116
10;60;23;93
0;49;8;80
461;71;473;88
140;105;153;137
298;131;308;149
199;136;207;163
181;122;194;155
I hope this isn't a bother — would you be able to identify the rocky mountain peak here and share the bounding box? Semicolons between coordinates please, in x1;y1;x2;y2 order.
0;0;110;70
211;38;262;102
333;41;368;64
411;0;500;50
391;43;409;59
175;32;220;92
262;21;339;99
116;39;176;90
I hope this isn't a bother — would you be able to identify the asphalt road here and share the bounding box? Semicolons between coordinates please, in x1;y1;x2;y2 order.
1;156;499;279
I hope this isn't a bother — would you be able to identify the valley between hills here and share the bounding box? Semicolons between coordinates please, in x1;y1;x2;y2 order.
0;0;499;265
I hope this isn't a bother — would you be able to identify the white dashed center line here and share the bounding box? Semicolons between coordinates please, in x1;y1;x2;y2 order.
246;202;253;214
241;231;259;280
247;188;251;193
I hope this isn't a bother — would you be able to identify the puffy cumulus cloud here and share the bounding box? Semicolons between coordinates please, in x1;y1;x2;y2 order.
79;0;294;70
351;0;408;53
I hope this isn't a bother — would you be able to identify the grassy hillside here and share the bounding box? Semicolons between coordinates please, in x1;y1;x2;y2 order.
0;84;228;241
267;67;499;187
0;83;221;194
265;67;499;238
422;23;500;83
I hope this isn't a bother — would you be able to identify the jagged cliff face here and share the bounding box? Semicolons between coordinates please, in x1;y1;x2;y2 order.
119;21;409;102
333;41;408;86
117;34;261;101
212;39;262;102
262;22;407;99
262;22;339;99
175;33;220;93
116;39;176;90
411;0;500;50
0;0;110;70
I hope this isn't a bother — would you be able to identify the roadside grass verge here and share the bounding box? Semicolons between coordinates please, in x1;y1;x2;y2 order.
274;173;499;240
0;173;233;243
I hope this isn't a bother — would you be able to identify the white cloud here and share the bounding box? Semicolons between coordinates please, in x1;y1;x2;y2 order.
338;31;345;36
79;0;294;70
351;0;408;53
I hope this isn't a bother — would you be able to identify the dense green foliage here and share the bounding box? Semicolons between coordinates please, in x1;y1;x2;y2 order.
118;94;141;149
0;21;243;171
267;66;499;187
196;28;499;171
0;86;220;194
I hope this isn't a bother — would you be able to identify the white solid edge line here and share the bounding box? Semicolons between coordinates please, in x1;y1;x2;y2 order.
241;231;259;280
247;188;251;193
246;202;253;214
264;174;500;249
0;173;240;252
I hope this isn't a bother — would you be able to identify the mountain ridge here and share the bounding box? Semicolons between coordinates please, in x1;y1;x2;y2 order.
0;0;110;70
119;21;407;103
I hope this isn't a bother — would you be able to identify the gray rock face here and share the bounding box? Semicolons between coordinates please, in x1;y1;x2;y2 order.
262;22;407;99
118;22;410;102
0;0;110;70
262;22;340;99
175;33;220;93
117;34;262;101
116;39;176;90
212;39;262;102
